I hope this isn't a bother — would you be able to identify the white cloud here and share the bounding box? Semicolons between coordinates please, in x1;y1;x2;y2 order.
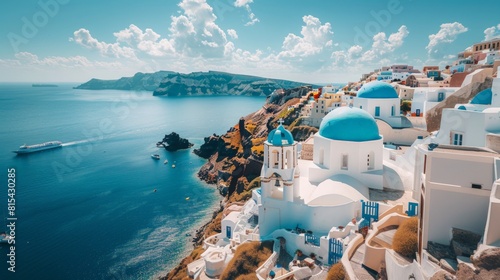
114;24;175;57
73;28;137;59
233;0;259;26
426;22;468;57
227;29;238;39
278;15;333;58
484;24;500;41
234;0;253;7
329;25;409;71
360;25;409;62
169;0;229;58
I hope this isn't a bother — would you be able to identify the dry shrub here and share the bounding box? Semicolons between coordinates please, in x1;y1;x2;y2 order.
219;241;273;280
393;217;418;259
327;262;346;280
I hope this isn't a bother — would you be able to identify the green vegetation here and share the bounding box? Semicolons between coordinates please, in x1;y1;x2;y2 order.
392;217;418;259
219;241;274;280
401;100;412;113
327;262;346;280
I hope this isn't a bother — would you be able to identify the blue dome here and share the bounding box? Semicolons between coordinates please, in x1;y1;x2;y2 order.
267;124;294;146
470;88;492;105
357;81;398;99
319;107;381;142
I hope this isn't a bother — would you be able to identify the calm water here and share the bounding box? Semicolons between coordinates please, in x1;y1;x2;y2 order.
0;84;265;280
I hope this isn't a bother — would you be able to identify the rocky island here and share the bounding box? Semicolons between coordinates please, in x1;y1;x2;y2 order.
74;70;315;96
152;71;315;96
157;132;194;151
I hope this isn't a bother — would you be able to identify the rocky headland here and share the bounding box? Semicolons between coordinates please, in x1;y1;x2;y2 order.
152;71;314;97
157;132;194;151
74;71;175;91
74;70;315;97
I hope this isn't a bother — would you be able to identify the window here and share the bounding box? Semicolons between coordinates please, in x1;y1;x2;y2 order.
367;152;374;170
391;106;395;116
472;184;482;189
452;132;463;146
375;106;380;117
360;105;363;109
341;154;348;170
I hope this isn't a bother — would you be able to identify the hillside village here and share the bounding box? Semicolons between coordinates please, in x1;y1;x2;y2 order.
174;37;500;280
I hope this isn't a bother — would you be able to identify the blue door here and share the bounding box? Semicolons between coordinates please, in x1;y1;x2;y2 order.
375;106;380;117
391;106;395;116
328;238;343;264
226;226;232;239
438;92;444;102
416;109;421;117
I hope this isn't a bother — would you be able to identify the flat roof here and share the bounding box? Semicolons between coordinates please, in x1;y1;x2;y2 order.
421;143;499;157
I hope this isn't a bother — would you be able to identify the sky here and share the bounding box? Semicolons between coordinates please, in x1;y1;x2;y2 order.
0;0;499;83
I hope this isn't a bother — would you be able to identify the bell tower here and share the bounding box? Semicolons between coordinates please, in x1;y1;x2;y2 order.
261;119;299;202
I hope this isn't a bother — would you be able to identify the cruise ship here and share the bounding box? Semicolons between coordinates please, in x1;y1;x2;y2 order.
14;141;63;154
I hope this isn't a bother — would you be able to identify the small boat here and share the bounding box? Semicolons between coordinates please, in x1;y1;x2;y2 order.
172;164;176;168
185;197;190;200
153;189;157;193
164;160;168;164
151;154;160;160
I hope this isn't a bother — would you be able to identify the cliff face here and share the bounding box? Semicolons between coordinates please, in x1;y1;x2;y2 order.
74;71;175;91
152;71;313;96
425;77;493;132
195;86;312;195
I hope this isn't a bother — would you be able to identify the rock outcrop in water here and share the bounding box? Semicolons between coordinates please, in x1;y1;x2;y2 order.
157;132;193;151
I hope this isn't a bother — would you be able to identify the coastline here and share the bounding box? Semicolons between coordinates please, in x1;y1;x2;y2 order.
156;171;223;279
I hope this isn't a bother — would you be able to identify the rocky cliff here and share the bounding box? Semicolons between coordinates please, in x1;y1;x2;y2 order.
74;71;175;91
195;86;313;196
152;71;314;96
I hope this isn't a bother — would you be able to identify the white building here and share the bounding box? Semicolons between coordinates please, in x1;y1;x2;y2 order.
413;143;500;261
435;70;500;147
353;81;400;119
257;109;384;261
377;71;393;81
410;87;459;117
392;72;412;81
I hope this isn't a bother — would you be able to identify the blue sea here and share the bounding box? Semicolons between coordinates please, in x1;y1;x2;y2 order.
0;84;265;280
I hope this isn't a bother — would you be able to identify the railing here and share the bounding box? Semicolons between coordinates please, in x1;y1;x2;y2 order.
341;233;364;280
305;233;321;246
203;233;222;249
256;239;281;280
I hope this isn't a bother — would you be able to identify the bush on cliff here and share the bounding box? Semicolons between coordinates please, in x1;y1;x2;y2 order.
327;262;346;280
393;217;418;259
219;241;273;280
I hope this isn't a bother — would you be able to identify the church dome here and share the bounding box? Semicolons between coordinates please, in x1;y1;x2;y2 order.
470;88;492;105
357;81;398;98
319;107;381;142
267;124;294;146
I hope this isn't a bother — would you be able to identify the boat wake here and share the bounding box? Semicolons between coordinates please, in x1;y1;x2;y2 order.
61;138;101;147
